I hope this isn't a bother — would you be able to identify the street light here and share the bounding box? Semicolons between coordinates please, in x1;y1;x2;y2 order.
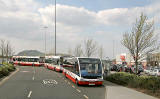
44;26;48;56
54;0;57;56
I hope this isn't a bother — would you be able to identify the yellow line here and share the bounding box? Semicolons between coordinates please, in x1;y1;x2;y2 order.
83;95;89;99
0;68;19;86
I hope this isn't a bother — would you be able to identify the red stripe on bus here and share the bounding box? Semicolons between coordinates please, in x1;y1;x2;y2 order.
78;81;103;85
55;68;61;72
66;73;76;83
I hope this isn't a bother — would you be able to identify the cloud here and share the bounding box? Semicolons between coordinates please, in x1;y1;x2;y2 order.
0;0;160;57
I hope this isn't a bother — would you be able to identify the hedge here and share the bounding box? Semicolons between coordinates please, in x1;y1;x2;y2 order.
106;72;160;93
0;63;16;78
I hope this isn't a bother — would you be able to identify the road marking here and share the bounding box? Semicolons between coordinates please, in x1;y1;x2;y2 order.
33;70;35;74
72;85;75;88
83;95;89;99
43;79;58;85
105;86;108;99
0;68;19;86
54;80;58;84
32;76;34;80
76;89;81;93
27;91;32;98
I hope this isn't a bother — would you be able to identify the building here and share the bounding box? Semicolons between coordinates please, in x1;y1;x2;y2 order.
116;53;147;67
147;53;160;66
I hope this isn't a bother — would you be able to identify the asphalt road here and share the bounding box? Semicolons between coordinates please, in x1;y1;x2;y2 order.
0;66;106;99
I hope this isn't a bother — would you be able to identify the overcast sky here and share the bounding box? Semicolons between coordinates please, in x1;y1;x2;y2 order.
0;0;160;58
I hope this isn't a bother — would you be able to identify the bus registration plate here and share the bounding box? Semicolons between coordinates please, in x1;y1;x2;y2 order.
89;82;95;85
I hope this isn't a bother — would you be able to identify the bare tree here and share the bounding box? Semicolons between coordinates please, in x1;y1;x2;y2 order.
121;13;159;74
84;39;97;57
0;39;5;63
8;45;15;57
5;41;14;62
74;44;83;57
0;39;15;63
98;45;104;59
68;47;72;56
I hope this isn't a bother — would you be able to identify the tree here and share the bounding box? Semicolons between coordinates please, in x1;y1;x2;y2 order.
0;39;5;63
84;39;97;57
121;13;159;74
74;44;83;57
98;45;104;59
67;47;72;56
0;39;14;63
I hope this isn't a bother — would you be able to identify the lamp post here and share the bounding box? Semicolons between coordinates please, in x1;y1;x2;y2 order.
54;0;57;56
44;26;48;56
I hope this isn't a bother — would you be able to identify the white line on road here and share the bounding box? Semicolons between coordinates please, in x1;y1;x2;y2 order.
105;86;108;99
27;91;32;98
54;80;58;84
33;70;35;74
83;95;89;99
32;76;34;80
76;89;81;93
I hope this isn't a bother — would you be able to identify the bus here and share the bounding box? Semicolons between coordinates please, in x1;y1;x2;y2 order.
12;56;18;65
12;56;41;66
44;56;55;70
63;57;103;86
44;56;63;72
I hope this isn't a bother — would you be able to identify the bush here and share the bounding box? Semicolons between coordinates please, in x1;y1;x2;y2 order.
0;63;15;77
106;72;160;93
1;67;9;76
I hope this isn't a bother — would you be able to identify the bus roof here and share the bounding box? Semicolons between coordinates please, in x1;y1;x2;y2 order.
12;56;39;58
45;56;61;59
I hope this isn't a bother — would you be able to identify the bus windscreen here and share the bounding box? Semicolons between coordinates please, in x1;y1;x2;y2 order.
78;58;102;79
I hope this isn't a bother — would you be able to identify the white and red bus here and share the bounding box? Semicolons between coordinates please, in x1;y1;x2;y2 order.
44;56;63;72
63;57;103;86
12;56;19;65
12;56;41;66
44;56;55;70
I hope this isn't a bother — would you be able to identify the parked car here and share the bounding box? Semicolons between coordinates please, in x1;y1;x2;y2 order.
149;69;160;76
110;64;118;71
130;65;144;74
144;67;152;74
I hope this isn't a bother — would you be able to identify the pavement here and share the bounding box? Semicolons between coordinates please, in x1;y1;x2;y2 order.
0;66;158;99
104;80;158;99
